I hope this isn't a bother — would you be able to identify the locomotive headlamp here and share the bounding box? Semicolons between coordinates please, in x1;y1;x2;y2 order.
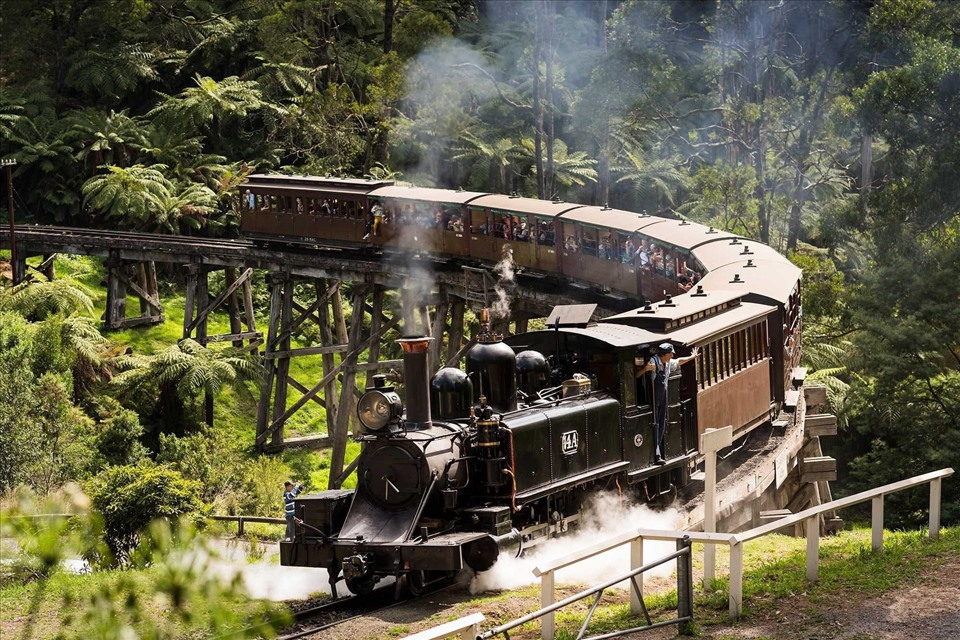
357;389;403;431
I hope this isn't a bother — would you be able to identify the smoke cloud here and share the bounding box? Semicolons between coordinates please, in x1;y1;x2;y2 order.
399;39;496;186
206;539;335;601
470;493;682;594
490;244;515;320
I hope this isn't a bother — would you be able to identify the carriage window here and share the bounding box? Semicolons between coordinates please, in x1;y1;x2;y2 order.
470;209;488;235
581;227;598;257
536;217;555;246
598;232;615;260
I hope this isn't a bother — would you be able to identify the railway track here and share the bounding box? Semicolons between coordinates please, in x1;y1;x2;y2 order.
278;579;460;640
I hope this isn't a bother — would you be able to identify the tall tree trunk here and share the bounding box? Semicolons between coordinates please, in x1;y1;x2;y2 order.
861;133;873;203
532;10;545;199
786;168;809;252
544;0;555;198
595;0;610;205
383;0;396;54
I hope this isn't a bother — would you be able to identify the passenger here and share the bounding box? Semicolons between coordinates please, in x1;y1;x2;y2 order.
636;344;699;464
564;235;579;252
598;238;612;260
653;254;664;275
244;189;255;210
451;216;464;233
371;204;384;237
321;199;331;216
637;244;650;268
623;238;636;263
517;223;529;241
664;253;676;278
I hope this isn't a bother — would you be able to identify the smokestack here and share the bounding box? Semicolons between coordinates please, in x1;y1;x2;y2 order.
398;337;434;429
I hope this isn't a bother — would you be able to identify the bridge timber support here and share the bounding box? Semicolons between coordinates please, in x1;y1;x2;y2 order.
104;257;165;330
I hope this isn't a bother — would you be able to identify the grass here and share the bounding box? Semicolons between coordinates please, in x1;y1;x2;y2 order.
455;525;960;640
0;563;289;638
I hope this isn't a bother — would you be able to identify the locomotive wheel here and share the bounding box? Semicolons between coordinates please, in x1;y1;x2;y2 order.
345;575;376;596
405;570;453;596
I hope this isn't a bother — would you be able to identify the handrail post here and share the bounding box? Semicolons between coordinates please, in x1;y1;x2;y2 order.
238;516;244;537
728;541;743;621
701;426;732;590
871;495;884;552
676;536;694;635
541;569;555;640
629;536;644;614
805;515;820;582
929;478;942;538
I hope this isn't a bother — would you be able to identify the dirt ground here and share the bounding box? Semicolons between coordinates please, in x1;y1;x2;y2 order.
314;555;960;640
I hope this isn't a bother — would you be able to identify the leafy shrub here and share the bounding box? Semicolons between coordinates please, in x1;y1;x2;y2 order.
87;465;205;566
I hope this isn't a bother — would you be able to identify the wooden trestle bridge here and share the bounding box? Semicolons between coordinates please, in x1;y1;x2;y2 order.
2;226;632;488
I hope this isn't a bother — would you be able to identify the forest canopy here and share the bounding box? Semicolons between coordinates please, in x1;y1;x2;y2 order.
1;0;959;524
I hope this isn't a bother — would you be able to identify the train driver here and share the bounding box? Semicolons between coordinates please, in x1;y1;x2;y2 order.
636;343;699;465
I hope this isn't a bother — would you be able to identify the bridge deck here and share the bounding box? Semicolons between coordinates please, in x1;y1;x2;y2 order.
3;225;636;317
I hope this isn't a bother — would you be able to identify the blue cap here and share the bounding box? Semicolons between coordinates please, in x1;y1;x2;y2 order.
659;343;675;354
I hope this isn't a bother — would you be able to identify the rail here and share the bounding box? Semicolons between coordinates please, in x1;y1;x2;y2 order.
530;467;953;639
208;514;286;536
401;613;486;640
482;539;693;640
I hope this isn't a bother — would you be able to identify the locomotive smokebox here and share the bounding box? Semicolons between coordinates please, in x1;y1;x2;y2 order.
398;337;434;430
467;310;518;413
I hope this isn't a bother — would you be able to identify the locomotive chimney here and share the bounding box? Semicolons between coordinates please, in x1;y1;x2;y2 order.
398;337;434;430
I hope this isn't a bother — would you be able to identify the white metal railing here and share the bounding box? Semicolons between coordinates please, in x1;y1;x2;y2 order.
482;542;694;640
533;529;735;640
530;467;953;639
728;466;954;616
402;612;485;640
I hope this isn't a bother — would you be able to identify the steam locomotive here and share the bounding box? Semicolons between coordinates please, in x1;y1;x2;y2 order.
281;290;795;596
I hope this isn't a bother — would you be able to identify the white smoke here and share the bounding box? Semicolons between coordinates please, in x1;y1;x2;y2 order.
490;244;515;320
206;539;336;601
399;39;497;185
470;493;682;594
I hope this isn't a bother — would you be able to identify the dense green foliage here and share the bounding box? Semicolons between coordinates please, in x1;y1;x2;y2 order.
1;0;959;529
2;490;289;638
87;465;206;565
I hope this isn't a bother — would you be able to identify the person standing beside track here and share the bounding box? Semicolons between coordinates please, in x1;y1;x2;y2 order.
636;343;699;465
283;480;303;540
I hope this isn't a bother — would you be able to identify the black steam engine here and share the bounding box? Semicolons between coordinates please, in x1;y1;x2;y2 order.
279;307;698;597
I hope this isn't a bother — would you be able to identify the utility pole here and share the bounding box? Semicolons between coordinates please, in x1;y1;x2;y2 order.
2;159;18;284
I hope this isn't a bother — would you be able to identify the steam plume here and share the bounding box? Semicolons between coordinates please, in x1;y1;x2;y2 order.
470;493;681;594
490;244;515;320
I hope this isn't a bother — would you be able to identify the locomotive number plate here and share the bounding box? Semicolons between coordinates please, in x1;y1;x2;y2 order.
561;430;579;455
